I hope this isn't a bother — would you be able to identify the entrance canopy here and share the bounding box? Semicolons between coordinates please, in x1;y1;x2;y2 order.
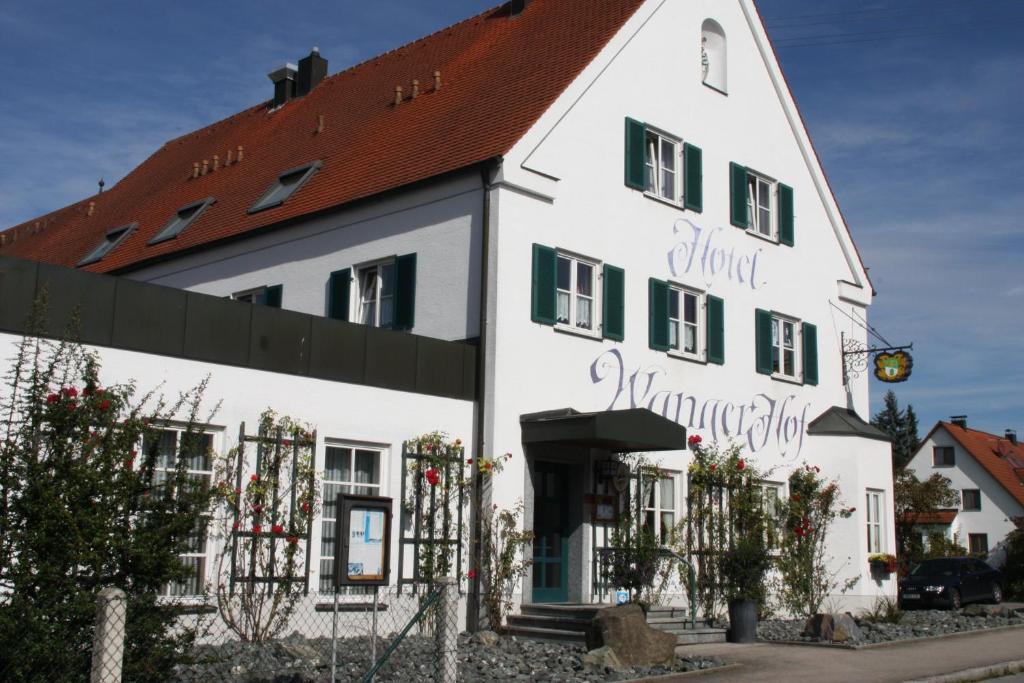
519;408;687;453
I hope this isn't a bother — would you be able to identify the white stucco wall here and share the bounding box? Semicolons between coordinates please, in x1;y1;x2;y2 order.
908;428;1024;552
127;171;484;342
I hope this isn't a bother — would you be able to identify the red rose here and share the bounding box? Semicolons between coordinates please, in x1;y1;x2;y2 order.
287;535;299;545
466;459;474;465
67;401;77;410
235;487;242;495
46;393;59;404
99;399;111;412
425;468;441;486
63;387;78;398
467;569;477;580
232;521;240;530
710;463;717;471
687;434;702;446
301;502;310;512
484;462;493;471
94;388;105;396
252;525;262;534
250;474;259;482
272;524;284;534
425;443;433;453
848;507;857;513
737;459;746;471
791;494;801;502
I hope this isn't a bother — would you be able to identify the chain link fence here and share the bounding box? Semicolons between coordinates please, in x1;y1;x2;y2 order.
2;581;460;683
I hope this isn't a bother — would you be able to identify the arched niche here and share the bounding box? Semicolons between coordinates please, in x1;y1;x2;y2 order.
701;19;727;93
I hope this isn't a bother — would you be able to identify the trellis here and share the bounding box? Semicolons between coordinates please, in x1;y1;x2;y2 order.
228;421;317;595
396;440;465;592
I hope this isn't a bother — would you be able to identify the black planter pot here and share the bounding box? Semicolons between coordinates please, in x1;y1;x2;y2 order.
727;598;758;643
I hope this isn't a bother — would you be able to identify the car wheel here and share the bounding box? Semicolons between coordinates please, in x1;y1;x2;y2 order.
950;588;962;610
991;583;1003;604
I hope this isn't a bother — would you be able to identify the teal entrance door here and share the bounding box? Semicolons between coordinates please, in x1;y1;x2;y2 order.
532;461;571;603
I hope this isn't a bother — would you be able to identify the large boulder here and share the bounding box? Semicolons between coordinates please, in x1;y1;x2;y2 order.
801;613;864;642
585;604;676;667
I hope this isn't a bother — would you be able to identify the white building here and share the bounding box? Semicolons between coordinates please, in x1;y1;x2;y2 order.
0;0;895;617
906;418;1024;554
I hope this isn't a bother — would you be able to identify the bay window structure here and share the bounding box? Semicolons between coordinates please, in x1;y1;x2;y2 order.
145;427;215;596
319;444;384;593
556;253;597;332
866;489;885;554
754;309;818;384
642;471;678;544
668;285;702;359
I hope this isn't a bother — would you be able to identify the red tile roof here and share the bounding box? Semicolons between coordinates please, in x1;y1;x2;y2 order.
0;0;645;273
934;422;1024;509
899;509;958;526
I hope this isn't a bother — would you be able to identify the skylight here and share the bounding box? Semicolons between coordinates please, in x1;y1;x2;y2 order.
78;224;136;266
247;161;322;214
149;197;215;245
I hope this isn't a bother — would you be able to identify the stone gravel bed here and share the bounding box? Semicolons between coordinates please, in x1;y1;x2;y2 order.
170;631;725;682
758;605;1024;646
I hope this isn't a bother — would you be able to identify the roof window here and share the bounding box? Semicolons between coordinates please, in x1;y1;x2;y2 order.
78;224;136;266
248;161;322;214
149;197;215;245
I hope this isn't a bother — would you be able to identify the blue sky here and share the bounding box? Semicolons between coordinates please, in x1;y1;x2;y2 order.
1;0;1022;437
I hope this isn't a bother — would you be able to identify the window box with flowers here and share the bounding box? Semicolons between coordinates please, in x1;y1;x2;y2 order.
869;553;898;574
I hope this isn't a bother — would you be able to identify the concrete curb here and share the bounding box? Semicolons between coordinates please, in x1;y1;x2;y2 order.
902;658;1024;683
760;621;1024;651
632;663;744;682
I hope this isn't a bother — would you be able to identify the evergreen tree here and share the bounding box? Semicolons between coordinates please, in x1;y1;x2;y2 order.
871;390;921;471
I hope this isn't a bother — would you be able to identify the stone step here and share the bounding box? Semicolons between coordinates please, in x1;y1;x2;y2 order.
505;613;593;632
674;628;728;645
502;624;587;644
519;603;607;620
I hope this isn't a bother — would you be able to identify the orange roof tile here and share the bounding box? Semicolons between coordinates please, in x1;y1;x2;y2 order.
0;0;645;272
900;509;958;525
936;422;1024;509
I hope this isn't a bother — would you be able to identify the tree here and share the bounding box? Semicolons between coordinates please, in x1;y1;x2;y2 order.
0;328;216;682
871;390;921;471
893;469;960;559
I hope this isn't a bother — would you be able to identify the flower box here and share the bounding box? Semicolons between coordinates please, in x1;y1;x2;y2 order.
868;553;897;574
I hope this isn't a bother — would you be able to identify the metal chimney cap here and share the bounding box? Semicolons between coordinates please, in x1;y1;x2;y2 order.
268;63;298;83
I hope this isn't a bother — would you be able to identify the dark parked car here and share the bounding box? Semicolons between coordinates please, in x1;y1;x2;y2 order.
899;557;1003;610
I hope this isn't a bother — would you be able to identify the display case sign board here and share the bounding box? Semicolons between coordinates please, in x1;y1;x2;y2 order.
334;494;393;587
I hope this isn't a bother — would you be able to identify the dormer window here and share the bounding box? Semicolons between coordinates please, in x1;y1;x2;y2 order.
247;161;322;214
149;197;215;245
78;224;136;266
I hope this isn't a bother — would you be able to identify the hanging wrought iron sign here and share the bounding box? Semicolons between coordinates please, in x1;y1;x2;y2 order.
874;350;913;383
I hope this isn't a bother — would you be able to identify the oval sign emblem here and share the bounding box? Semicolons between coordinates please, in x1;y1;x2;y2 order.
874;350;913;383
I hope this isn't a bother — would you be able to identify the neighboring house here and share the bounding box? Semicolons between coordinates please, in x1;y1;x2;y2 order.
906;418;1024;554
0;0;895;614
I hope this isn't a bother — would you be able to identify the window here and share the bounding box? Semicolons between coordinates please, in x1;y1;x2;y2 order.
149;197;215;245
701;19;727;93
961;489;981;511
78;223;136;266
641;471;678;544
968;533;988;554
771;315;798;379
866;489;885;554
233;284;282;308
144;427;214;596
248;161;321;214
319;445;383;593
556;253;597;333
357;261;396;329
933;446;955;467
755;310;816;383
668;285;702;359
747;172;773;238
759;481;784;549
644;130;680;203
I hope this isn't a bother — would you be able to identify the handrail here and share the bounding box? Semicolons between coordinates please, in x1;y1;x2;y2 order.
361;586;443;683
657;548;697;629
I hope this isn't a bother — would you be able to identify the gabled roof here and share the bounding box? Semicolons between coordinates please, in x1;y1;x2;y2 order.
922;421;1024;509
0;0;645;273
806;406;891;442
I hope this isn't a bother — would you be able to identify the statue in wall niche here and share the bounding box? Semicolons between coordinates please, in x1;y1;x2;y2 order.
701;36;710;81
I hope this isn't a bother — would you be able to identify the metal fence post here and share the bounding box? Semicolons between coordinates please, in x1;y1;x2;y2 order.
434;577;458;683
90;587;127;683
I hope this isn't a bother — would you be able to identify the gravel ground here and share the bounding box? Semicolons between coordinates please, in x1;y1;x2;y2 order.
170;631;725;682
758;606;1024;645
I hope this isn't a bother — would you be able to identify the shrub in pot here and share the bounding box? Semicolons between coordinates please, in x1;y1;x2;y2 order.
721;534;771;643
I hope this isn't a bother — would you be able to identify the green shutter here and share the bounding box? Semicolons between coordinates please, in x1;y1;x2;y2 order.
706;295;724;365
648;278;670;351
779;183;794;246
755;308;773;375
683;143;703;212
602;264;625;341
802;322;818;385
624;117;646;190
262;284;283;308
327;268;351;321
394;253;417;330
730;162;749;229
531;243;557;325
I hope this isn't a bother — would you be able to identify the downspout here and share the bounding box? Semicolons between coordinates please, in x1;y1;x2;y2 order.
467;157;499;631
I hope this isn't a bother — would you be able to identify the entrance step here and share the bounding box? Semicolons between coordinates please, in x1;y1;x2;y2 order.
645;608;727;645
505;603;727;646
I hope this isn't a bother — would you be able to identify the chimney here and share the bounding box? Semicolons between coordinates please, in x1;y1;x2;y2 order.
268;63;298;107
951;415;968;429
510;0;531;16
296;47;328;97
1006;429;1018;445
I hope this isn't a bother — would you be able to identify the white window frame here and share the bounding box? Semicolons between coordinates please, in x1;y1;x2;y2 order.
668;284;704;361
146;425;219;597
746;170;776;240
866;489;886;554
758;481;784;550
319;441;386;594
232;286;269;304
643;128;683;206
771;313;801;381
354;259;396;329
555;250;601;337
641;470;679;545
